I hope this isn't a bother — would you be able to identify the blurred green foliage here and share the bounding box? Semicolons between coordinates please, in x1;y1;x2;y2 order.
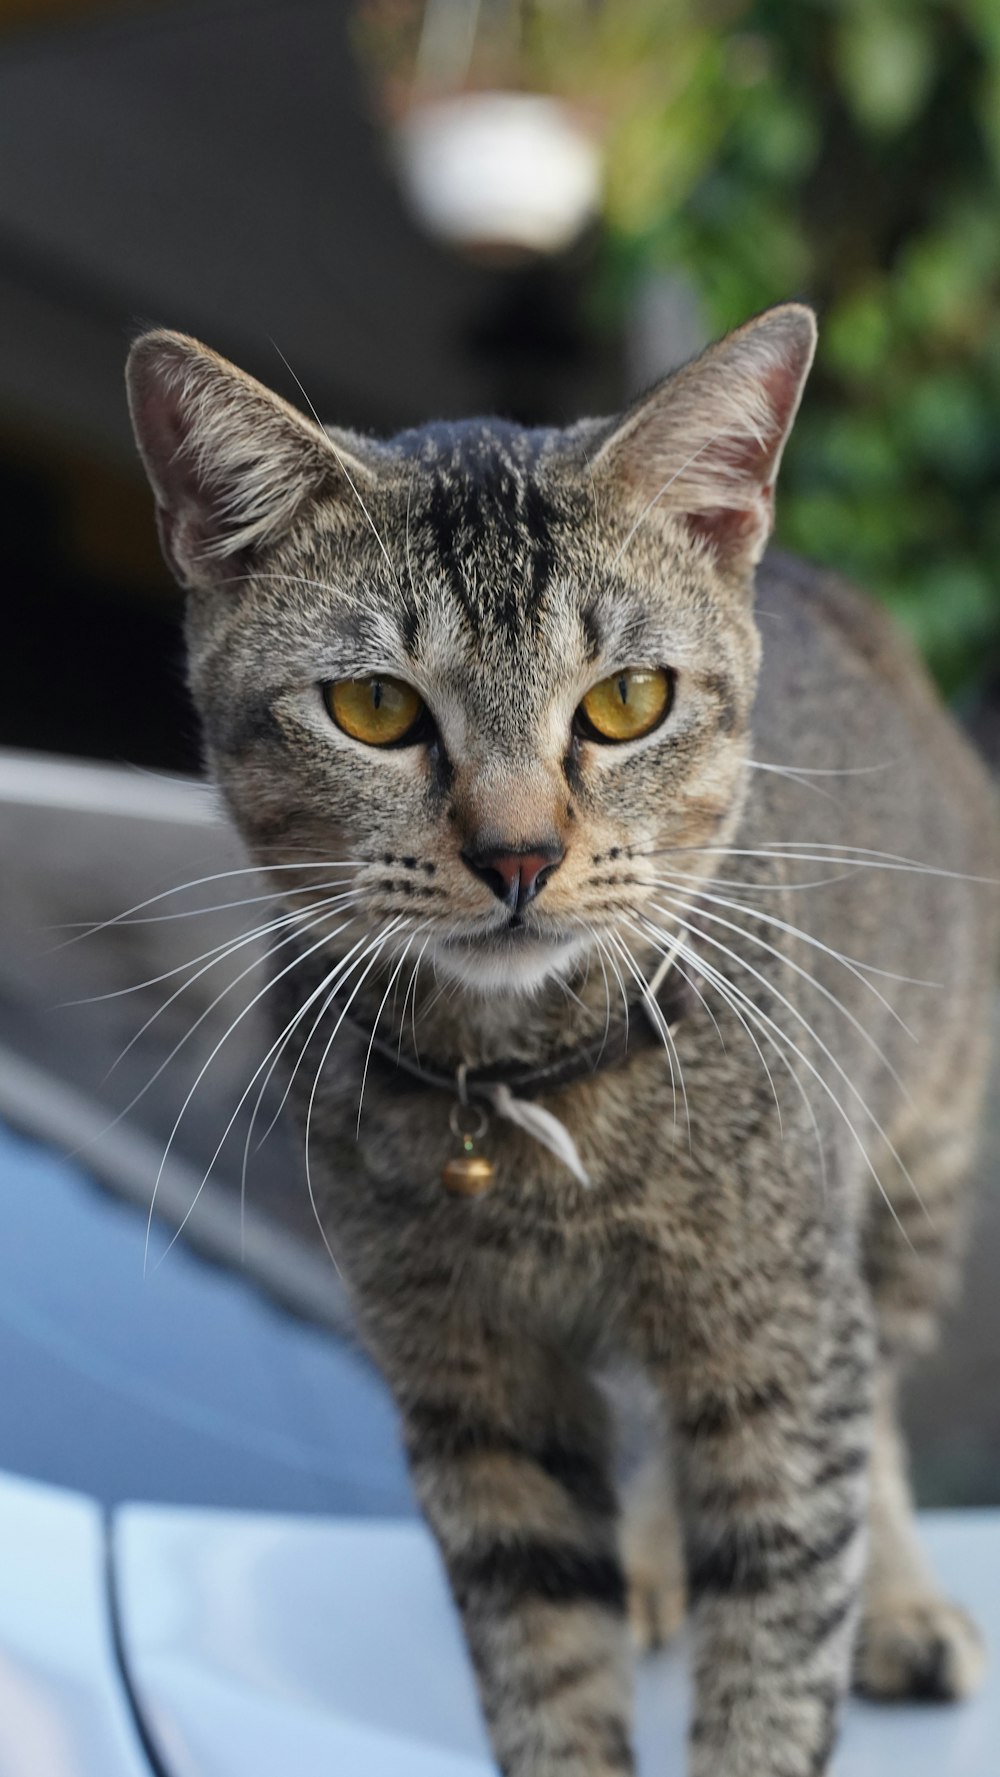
356;0;998;695
583;0;1000;698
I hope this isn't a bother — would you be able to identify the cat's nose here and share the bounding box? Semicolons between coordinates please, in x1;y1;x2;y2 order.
461;841;565;913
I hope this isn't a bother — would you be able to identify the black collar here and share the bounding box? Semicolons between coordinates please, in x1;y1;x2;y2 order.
358;962;694;1104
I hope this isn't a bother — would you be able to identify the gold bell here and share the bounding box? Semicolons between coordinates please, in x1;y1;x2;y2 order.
442;1098;494;1197
441;1152;495;1196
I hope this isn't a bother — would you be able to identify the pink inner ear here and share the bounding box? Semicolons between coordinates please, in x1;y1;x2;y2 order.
713;356;804;490
686;472;776;567
683;355;801;565
129;354;232;581
131;356;197;510
688;501;769;561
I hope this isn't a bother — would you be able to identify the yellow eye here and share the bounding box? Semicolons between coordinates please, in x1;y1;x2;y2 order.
578;668;673;743
325;676;425;746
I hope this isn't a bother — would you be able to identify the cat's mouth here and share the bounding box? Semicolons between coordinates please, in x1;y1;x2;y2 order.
445;914;574;949
436;915;587;993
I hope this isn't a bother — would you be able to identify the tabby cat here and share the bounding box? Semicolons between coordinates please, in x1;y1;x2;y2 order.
127;305;998;1777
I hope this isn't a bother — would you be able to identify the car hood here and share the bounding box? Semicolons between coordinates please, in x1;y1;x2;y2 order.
2;1469;998;1775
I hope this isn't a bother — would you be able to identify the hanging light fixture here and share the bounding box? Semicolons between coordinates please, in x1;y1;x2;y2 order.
354;0;604;261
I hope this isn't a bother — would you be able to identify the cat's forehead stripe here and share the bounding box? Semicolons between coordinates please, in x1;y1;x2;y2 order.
395;420;564;646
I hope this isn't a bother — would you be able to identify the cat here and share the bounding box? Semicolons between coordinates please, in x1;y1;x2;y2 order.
127;304;998;1777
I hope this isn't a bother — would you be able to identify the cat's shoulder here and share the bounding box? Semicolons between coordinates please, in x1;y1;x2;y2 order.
754;547;958;739
756;549;916;685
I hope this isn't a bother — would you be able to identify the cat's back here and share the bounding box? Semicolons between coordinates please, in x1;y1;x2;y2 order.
738;550;998;1104
751;550;999;885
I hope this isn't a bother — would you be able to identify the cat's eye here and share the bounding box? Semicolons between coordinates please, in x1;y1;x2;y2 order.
325;676;426;746
577;667;674;743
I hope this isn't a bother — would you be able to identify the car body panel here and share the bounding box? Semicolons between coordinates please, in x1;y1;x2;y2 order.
0;1471;150;1777
113;1502;1000;1777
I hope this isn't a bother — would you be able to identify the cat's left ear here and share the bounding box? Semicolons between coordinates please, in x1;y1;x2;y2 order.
592;303;817;580
126;330;376;592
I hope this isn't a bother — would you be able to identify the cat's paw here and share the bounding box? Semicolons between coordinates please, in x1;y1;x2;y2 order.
854;1596;986;1701
626;1566;686;1654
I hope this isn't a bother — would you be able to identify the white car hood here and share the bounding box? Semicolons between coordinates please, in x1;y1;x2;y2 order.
1;1468;998;1776
114;1500;1000;1777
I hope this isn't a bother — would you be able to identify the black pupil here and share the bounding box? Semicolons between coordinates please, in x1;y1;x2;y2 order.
617;675;629;705
372;680;383;710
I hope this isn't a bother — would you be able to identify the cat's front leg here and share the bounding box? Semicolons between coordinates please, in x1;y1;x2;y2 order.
669;1268;874;1777
392;1322;635;1776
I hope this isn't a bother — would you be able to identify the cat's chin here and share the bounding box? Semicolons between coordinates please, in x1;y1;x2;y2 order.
431;930;589;997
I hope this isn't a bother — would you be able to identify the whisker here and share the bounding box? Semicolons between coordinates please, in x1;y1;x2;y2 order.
48;860;364;953
654;886;914;1114
407;936;432;1062
627;912;785;1139
650;901;928;1237
631;862;856;895
198;938;380;1262
649;873;932;1014
74;910;353;1176
607;929;690;1153
749;759;900;778
141;909;359;1273
649;841;998;887
175;923;402;1266
247;923;387;1158
646;914;790;1130
746;761;838;802
645;920;830;1198
596;932;630;1047
100;893;359;1080
303;921;409;1274
52;879;360;932
397;934;430;1060
580;922;613;1062
64;890;358;1012
356;928;427;1134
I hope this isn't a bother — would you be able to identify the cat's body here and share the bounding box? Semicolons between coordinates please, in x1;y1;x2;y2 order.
128;308;998;1777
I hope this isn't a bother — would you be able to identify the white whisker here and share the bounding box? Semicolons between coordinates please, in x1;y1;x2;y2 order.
303;920;409;1274
649;874;930;1022
607;928;690;1153
646;920;829;1198
746;761;838;802
143;909;360;1273
406;936;432;1062
101;893;359;1082
356;929;427;1134
49;860;364;953
157;919;398;1272
749;758;900;777
650;901;927;1241
580;922;613;1062
63;902;361;1180
629;913;784;1141
654;841;998;887
65;890;358;1012
247;923;388;1159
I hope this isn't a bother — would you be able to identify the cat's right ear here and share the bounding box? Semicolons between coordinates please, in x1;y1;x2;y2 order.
126;331;375;592
590;304;817;581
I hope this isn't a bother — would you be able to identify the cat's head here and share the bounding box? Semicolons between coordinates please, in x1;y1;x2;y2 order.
127;306;815;995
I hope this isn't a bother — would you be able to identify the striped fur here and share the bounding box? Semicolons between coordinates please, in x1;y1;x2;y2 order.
128;305;999;1776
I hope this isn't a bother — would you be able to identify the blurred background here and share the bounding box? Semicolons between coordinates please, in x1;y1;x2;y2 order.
0;0;997;1521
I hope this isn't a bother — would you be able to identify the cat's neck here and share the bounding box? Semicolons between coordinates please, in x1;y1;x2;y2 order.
379;938;663;1075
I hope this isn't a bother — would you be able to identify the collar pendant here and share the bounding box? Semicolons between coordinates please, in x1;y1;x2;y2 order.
441;1098;495;1197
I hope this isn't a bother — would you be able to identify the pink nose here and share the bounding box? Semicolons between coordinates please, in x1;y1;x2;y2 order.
461;843;565;913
